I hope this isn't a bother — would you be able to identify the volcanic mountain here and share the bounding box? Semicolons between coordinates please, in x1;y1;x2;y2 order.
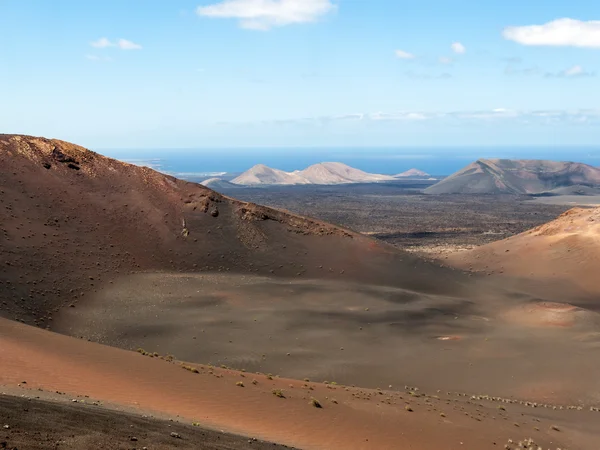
0;134;459;327
230;163;311;185
3;134;600;450
425;158;600;194
231;162;395;186
447;206;600;296
394;168;431;178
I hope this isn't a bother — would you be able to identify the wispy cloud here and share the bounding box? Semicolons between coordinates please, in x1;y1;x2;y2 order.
503;58;593;78
333;113;365;121
89;38;143;50
502;56;523;64
503;18;600;48
505;66;541;76
91;37;113;48
395;49;415;59
451;42;466;54
196;0;336;31
565;65;585;77
503;58;541;76
546;65;595;78
117;39;142;50
438;56;453;65
235;109;600;127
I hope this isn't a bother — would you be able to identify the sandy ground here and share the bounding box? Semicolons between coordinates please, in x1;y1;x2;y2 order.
1;318;595;450
528;195;600;206
54;272;600;406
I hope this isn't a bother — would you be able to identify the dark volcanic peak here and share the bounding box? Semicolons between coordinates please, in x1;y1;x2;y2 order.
425;158;600;195
0;134;461;326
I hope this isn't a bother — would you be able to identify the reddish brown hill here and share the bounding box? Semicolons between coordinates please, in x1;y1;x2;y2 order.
448;207;600;295
0;134;466;326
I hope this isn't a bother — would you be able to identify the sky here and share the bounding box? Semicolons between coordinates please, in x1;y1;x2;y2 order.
1;0;600;149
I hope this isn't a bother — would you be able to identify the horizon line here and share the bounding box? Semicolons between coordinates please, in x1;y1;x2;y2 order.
96;144;600;151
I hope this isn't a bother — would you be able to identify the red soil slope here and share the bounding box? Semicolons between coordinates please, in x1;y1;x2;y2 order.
0;318;584;450
448;207;600;296
0;134;466;326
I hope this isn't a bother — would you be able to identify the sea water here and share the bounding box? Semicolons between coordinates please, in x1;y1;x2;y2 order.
98;147;600;180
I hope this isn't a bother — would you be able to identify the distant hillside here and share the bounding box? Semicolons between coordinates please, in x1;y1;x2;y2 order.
425;159;600;195
447;207;600;295
231;164;311;185
394;168;430;178
200;178;242;190
231;162;395;186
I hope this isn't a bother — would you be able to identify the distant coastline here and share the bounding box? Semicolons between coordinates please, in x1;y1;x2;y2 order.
99;146;600;181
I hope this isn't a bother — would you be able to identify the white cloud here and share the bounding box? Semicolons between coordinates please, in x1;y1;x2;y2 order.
333;113;364;121
395;49;415;59
439;56;453;64
565;65;584;76
251;109;600;127
196;0;336;30
503;18;600;48
90;38;142;50
546;65;595;78
451;42;466;54
117;39;143;50
91;37;113;48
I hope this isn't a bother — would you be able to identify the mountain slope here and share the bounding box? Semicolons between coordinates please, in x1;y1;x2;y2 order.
425;159;600;194
231;164;311;185
0;134;465;326
299;162;395;184
447;206;600;295
231;162;395;186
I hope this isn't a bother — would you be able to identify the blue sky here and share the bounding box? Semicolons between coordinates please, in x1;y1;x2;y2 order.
1;0;600;148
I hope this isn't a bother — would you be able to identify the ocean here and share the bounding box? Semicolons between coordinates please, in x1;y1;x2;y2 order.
97;147;600;180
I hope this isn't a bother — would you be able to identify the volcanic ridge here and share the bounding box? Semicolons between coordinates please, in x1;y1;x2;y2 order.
425;158;600;195
231;162;397;185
